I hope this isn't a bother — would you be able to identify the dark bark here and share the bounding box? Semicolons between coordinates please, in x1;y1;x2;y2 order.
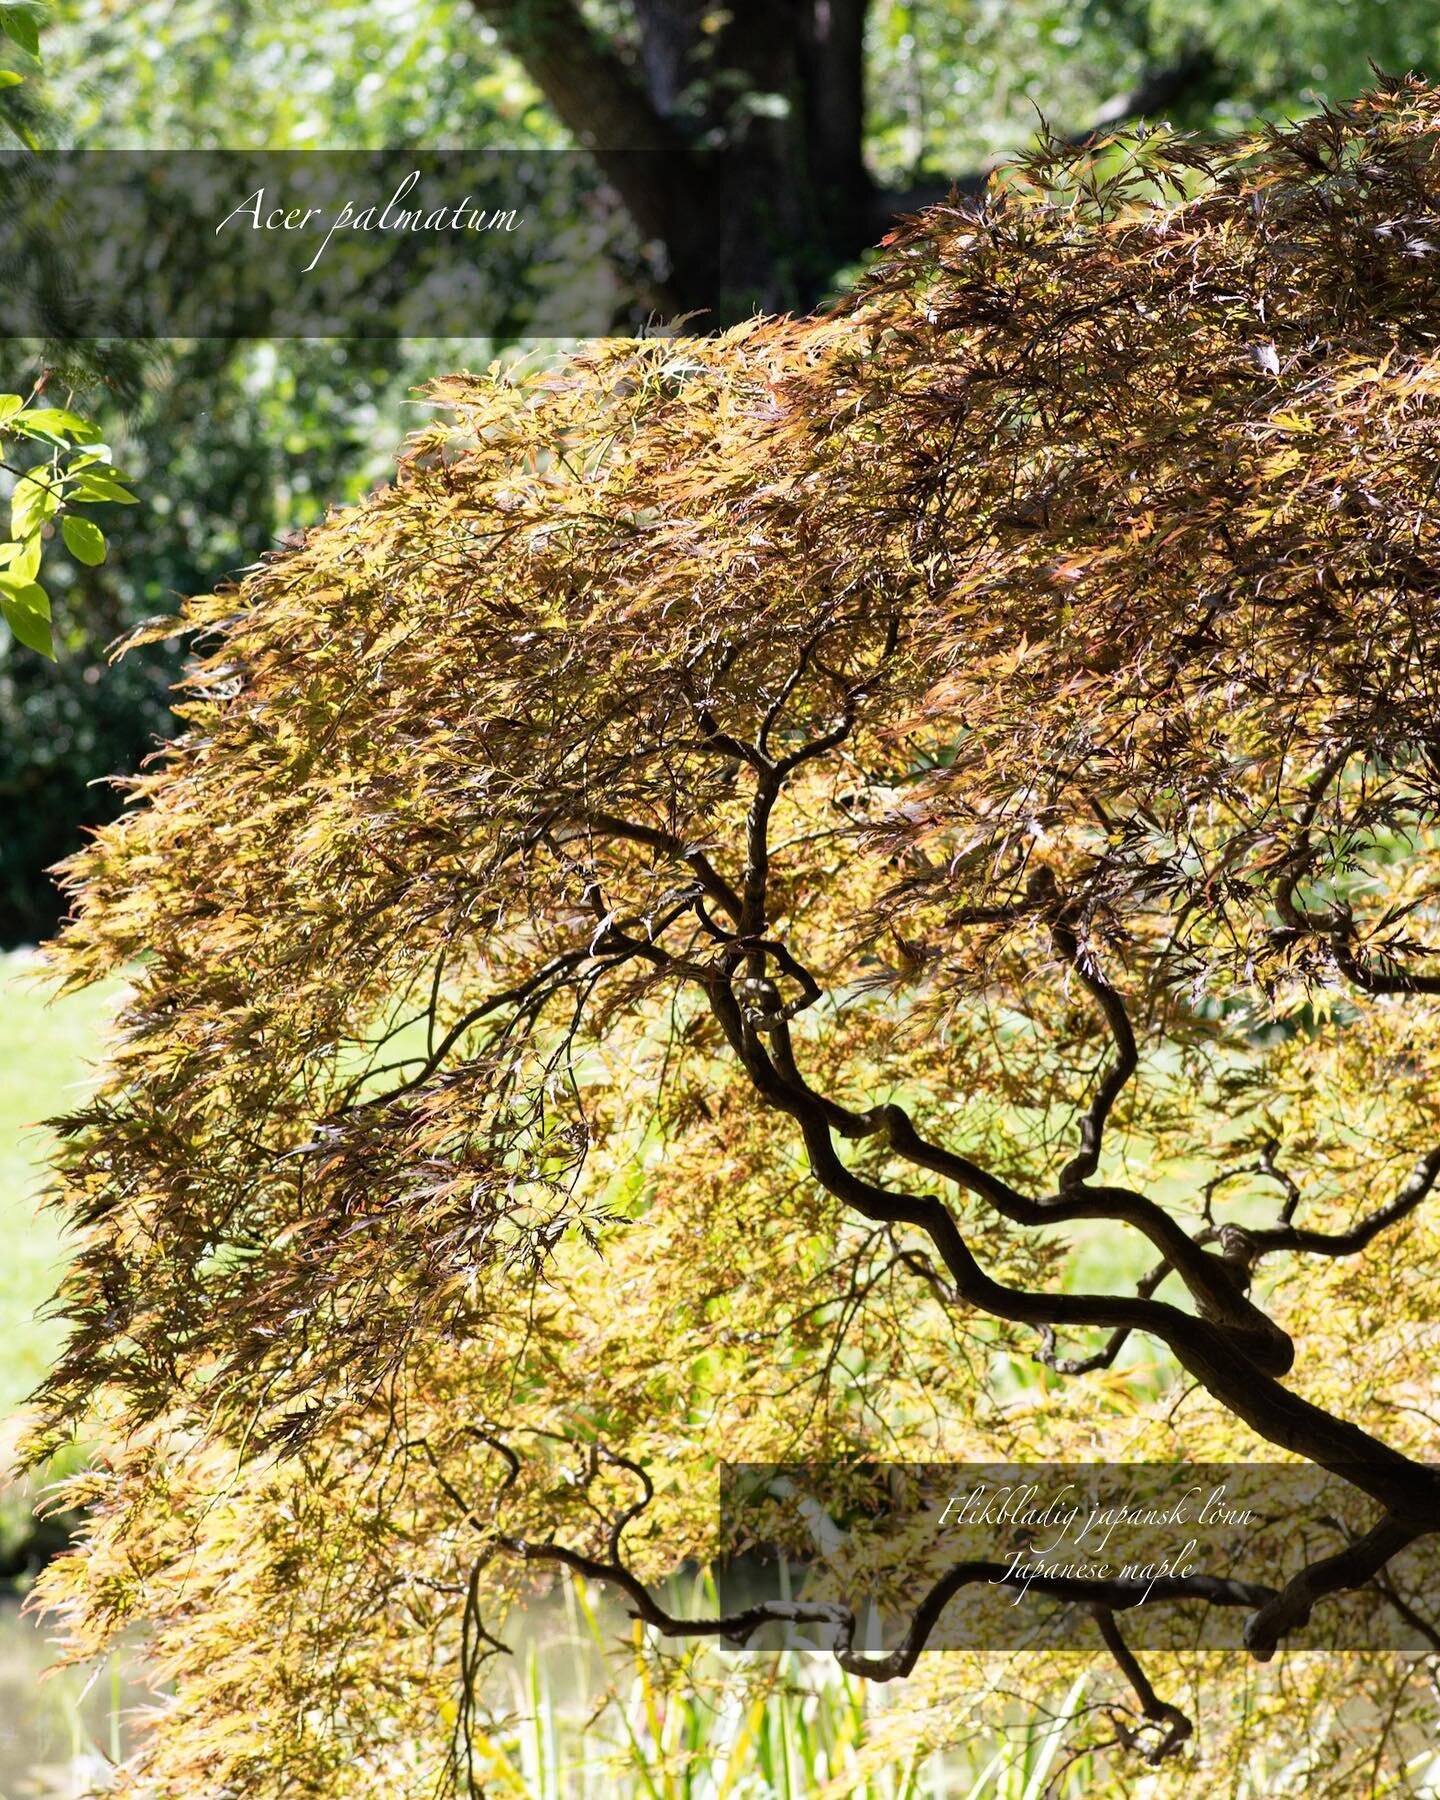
470;0;873;315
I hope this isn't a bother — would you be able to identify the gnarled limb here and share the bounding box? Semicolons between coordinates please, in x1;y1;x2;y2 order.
1091;1605;1193;1764
1244;1513;1423;1660
1242;1149;1440;1260
449;1433;1424;1771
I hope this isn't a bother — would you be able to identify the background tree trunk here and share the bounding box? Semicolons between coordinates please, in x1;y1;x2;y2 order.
473;0;874;318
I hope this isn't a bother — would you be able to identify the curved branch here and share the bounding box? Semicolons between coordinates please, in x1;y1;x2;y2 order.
1243;1513;1422;1661
1271;748;1440;995
712;848;1293;1369
1091;1605;1193;1764
1243;1148;1440;1259
450;1435;1429;1769
1328;927;1440;997
577;722;1440;1519
1037;1257;1173;1374
1024;864;1139;1193
497;1525;1275;1677
566;809;743;923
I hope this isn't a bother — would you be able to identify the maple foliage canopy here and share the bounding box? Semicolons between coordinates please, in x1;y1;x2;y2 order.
30;77;1440;1795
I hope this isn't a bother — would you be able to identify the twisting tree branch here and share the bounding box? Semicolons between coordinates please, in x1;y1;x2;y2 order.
1241;1149;1440;1260
1091;1605;1193;1763
431;1430;1431;1768
1242;1514;1425;1661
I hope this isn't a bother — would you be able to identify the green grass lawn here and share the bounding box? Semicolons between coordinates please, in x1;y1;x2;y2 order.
0;951;123;1426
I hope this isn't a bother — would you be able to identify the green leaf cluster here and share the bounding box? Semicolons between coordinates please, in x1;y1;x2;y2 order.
1;392;133;657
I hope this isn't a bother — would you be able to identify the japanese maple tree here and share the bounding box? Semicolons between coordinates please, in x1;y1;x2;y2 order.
29;76;1440;1795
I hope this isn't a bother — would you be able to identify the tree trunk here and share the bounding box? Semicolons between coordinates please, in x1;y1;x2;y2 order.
472;0;874;320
